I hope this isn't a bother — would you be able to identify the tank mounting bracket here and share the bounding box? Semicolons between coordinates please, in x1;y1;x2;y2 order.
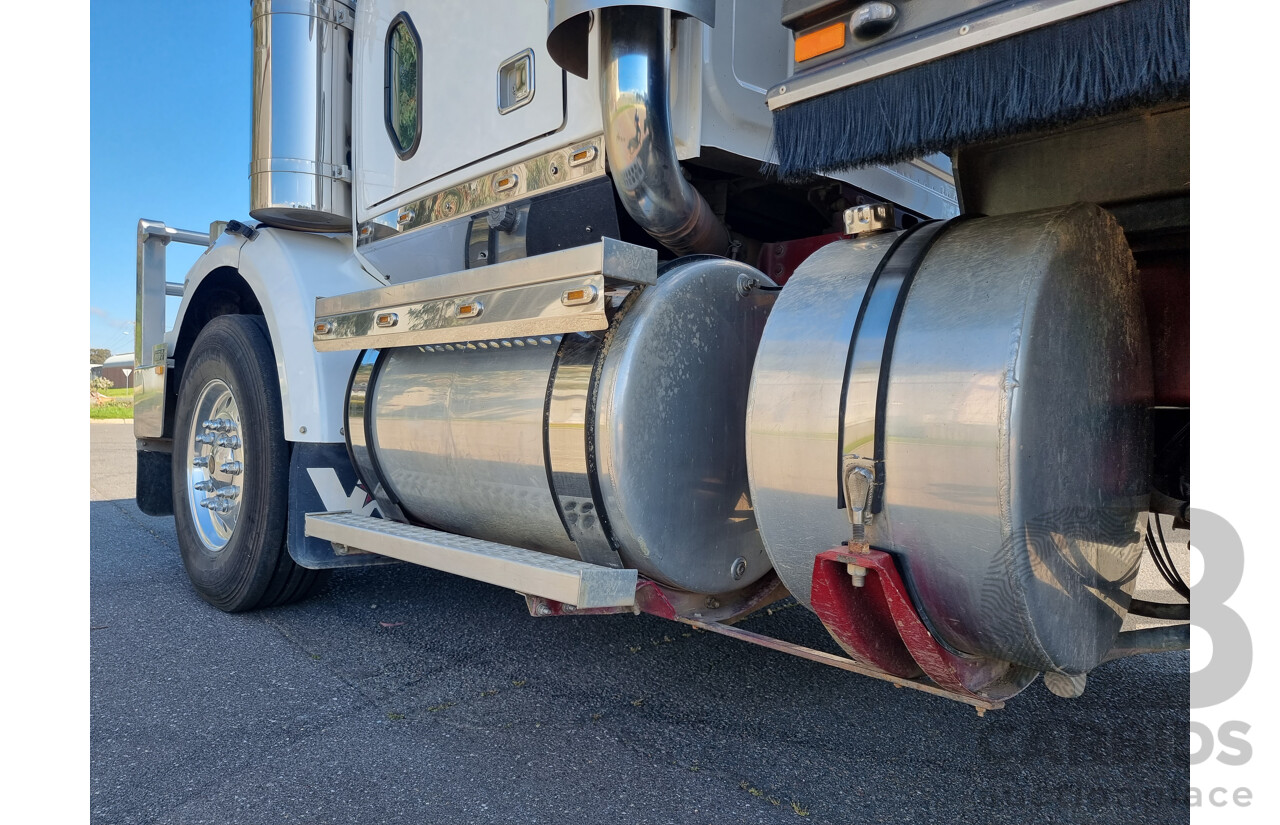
811;548;1033;704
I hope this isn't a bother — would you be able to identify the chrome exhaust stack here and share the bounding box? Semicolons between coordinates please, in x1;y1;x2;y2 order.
598;6;730;256
249;0;354;232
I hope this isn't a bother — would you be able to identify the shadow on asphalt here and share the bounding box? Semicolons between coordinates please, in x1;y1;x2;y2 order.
91;498;1188;825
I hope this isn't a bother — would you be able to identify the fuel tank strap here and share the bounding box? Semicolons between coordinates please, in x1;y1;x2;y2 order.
544;332;624;567
345;349;407;523
838;217;967;523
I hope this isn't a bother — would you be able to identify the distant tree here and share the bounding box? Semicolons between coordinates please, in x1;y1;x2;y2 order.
90;348;111;365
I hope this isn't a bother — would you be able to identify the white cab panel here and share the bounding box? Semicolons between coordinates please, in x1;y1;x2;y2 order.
354;0;569;214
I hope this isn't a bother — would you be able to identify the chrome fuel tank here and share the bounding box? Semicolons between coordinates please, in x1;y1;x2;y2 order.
351;256;776;595
747;204;1153;674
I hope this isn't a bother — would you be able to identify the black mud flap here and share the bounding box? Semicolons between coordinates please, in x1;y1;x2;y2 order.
287;442;400;569
136;448;174;517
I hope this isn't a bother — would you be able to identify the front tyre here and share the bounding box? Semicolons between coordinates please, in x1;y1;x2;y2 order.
172;315;325;611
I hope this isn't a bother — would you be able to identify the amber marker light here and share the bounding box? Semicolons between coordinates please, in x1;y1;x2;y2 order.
561;285;598;306
795;22;846;62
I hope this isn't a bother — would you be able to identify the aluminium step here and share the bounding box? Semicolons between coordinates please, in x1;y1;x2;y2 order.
304;512;637;609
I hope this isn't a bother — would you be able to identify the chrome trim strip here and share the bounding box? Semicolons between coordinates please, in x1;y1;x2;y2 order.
357;136;607;246
319;238;655;315
314;274;611;351
767;0;1128;111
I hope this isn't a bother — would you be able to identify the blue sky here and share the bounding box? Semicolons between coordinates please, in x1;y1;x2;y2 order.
90;2;252;353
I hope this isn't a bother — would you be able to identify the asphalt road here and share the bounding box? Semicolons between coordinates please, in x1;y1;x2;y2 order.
91;421;1189;824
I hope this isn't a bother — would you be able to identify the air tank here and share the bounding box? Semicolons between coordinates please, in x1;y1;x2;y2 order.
747;204;1153;676
347;257;777;596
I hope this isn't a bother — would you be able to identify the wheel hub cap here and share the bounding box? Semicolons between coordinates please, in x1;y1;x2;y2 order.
185;379;245;551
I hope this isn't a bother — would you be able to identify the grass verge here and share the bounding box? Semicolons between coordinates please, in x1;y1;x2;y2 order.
90;403;133;420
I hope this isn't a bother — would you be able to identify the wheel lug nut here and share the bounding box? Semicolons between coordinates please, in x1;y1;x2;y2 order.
215;435;242;449
202;419;218;431
193;480;213;492
192;457;209;468
195;433;215;445
215;486;240;499
219;461;243;475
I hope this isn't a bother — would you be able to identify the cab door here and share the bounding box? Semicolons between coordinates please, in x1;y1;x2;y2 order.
354;0;567;215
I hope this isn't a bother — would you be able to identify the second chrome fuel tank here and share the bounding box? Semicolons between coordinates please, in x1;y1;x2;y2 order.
747;204;1153;676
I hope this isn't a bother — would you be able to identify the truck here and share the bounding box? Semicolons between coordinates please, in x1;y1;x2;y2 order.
132;0;1190;711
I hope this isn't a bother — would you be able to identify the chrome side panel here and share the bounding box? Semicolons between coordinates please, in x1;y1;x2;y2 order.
369;340;580;559
356;136;607;248
250;0;355;231
748;205;1152;674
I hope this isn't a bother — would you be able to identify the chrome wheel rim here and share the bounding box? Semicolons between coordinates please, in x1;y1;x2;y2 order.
184;379;246;552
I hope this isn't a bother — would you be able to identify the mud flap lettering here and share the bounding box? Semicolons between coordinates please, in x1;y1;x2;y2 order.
287;443;398;569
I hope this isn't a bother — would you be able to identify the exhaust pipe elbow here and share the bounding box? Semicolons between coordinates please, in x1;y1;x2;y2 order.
599;6;730;257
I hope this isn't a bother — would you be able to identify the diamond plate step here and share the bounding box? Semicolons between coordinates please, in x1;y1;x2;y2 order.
304;512;637;608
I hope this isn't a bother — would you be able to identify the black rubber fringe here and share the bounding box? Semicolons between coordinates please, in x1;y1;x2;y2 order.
770;0;1189;179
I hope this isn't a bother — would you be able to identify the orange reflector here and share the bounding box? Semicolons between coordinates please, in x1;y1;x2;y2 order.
561;285;598;306
569;146;598;166
794;22;846;62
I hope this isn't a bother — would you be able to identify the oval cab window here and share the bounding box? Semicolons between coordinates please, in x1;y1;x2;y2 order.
385;15;421;158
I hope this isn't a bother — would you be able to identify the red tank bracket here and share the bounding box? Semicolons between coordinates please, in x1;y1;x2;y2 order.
811;548;1029;703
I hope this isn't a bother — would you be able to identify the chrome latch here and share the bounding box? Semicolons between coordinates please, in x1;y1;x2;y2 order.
842;458;877;543
843;203;896;237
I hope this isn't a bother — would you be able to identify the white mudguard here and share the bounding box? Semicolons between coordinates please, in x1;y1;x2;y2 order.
170;228;384;443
